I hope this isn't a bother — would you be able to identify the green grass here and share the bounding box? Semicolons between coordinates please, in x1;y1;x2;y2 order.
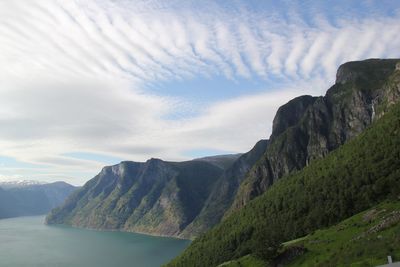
217;255;265;267
219;201;400;267
286;201;400;267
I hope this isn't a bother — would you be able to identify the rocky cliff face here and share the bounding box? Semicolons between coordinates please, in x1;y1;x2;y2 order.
180;140;268;238
47;147;265;238
230;59;400;212
46;159;224;237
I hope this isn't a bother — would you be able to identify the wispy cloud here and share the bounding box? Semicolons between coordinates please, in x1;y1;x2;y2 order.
0;0;399;184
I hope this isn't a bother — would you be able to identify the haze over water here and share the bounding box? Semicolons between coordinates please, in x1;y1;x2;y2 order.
0;216;190;267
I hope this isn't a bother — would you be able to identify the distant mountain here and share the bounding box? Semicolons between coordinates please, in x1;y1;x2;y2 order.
0;180;46;189
193;154;242;170
0;181;77;219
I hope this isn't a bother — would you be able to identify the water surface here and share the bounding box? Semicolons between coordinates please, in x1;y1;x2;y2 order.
0;216;190;267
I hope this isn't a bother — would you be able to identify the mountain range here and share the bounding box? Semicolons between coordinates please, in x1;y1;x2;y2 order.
46;58;400;265
0;181;76;219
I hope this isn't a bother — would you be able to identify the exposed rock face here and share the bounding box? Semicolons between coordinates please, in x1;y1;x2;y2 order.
270;95;317;141
46;159;224;237
47;146;267;238
230;59;400;212
180;140;268;238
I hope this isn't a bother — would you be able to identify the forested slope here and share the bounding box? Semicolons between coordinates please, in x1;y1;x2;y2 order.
167;99;400;267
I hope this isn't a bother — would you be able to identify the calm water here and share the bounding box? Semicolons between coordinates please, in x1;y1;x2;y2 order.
0;216;190;267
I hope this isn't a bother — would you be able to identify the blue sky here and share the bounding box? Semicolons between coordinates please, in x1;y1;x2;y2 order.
0;0;399;185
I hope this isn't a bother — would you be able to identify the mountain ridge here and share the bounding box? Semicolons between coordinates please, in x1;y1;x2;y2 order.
166;86;400;267
0;181;76;219
229;58;400;213
46;58;400;242
46;158;224;237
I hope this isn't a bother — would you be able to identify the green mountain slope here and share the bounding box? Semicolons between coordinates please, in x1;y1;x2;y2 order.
285;201;400;267
46;143;268;238
230;59;400;213
46;59;400;241
46;159;224;237
166;98;400;266
219;201;400;267
181;140;268;238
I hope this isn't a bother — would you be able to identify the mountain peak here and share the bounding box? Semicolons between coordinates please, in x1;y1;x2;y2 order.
0;180;47;189
193;154;242;170
335;58;399;85
271;95;317;140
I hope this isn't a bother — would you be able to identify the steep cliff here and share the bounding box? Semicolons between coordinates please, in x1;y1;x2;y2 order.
46;159;223;237
167;85;400;267
180;140;268;238
230;59;400;212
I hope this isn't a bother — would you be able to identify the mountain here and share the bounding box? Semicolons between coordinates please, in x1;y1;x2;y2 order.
47;58;400;241
0;180;46;189
193;154;242;170
46;159;224;237
166;85;400;267
181;140;268;238
0;181;76;219
229;58;400;213
46;145;267;238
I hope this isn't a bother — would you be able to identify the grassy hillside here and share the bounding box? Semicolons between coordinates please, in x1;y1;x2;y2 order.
286;201;400;267
166;101;400;266
217;255;265;267
219;201;400;267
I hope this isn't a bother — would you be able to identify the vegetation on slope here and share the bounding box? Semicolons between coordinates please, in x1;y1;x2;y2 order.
166;101;400;266
46;159;224;237
217;254;265;267
181;140;268;238
285;201;400;267
219;201;400;267
230;59;400;212
47;142;269;238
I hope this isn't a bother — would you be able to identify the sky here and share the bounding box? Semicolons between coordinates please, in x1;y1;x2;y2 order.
0;0;399;185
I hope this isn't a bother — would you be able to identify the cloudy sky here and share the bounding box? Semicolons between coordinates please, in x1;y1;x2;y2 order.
0;0;399;185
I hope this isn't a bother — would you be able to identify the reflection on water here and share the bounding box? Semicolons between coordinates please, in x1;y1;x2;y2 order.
0;216;190;267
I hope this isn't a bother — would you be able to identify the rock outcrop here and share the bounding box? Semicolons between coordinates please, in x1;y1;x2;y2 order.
46;159;224;237
230;59;400;212
180;140;268;238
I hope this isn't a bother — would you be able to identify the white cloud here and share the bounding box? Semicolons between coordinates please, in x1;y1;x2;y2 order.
0;0;399;184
